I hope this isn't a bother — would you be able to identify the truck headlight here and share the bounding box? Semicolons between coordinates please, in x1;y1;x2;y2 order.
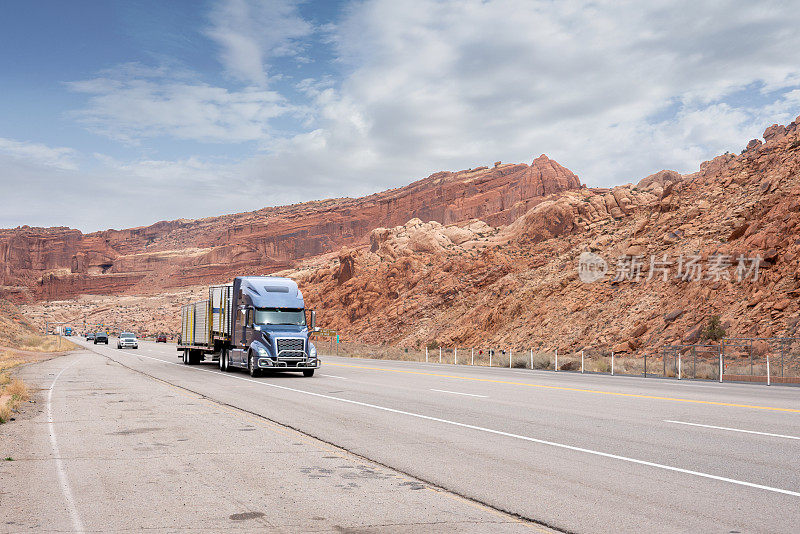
257;346;269;356
309;343;317;358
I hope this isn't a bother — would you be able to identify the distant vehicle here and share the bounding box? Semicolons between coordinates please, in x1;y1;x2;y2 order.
64;326;73;336
94;332;109;345
86;332;95;341
117;332;138;349
156;334;167;343
178;276;319;377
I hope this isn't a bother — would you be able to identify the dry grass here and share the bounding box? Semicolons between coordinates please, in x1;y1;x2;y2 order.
5;378;28;400
0;378;30;424
0;299;76;424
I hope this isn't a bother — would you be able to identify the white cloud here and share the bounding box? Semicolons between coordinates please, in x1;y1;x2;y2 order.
0;138;77;170
273;0;800;190
66;65;301;145
206;0;314;86
7;0;800;232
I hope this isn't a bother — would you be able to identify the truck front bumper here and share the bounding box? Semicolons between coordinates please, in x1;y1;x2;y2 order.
258;357;320;369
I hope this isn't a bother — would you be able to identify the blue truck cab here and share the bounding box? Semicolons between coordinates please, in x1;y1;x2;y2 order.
179;276;320;377
228;276;319;376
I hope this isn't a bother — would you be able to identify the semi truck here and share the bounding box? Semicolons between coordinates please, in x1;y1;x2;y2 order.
177;276;319;377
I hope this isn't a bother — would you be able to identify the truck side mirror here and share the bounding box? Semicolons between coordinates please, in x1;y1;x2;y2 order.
309;310;316;330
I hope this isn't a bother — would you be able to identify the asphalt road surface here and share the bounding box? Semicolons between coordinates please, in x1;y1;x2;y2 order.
3;339;799;533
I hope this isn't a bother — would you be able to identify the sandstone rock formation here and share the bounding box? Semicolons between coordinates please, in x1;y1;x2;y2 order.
287;114;800;352
10;114;800;356
0;155;580;301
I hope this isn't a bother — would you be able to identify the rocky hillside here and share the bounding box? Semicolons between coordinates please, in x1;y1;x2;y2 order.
0;155;579;301
291;116;800;353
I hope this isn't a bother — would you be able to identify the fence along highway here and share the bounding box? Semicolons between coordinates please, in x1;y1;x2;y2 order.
13;337;800;533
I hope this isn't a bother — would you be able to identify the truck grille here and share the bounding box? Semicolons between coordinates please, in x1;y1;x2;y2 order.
276;338;304;357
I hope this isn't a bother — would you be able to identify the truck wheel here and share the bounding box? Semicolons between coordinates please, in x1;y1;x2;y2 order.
188;351;200;365
303;369;315;377
220;350;229;372
248;353;260;377
182;349;189;364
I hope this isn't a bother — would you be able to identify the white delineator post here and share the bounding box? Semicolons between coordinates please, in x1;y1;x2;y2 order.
678;353;682;380
439;347;442;364
454;348;457;365
530;348;533;370
611;351;615;376
719;352;723;383
555;349;558;371
766;354;771;386
426;346;428;363
581;350;584;374
489;351;492;367
509;349;512;369
471;348;474;366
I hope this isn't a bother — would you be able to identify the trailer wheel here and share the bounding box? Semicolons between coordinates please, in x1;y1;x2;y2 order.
182;349;189;364
248;353;260;378
303;369;315;377
188;350;200;365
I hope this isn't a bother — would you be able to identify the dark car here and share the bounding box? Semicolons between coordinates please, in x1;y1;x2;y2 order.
156;334;167;343
94;332;109;345
86;332;95;341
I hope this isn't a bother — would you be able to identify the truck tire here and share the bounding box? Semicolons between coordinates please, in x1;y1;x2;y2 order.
303;369;315;377
219;350;229;372
182;349;189;364
188;350;200;365
248;352;260;378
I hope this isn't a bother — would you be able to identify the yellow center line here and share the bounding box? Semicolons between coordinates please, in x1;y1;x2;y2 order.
325;362;800;414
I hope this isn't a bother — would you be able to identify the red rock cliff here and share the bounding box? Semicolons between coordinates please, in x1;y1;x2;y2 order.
0;155;580;300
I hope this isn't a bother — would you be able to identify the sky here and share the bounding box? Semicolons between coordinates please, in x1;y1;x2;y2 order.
1;0;800;232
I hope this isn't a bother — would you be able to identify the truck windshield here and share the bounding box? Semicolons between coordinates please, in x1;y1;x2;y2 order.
254;308;306;326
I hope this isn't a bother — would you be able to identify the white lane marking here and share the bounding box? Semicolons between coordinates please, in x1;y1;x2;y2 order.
320;374;348;380
430;389;487;398
97;347;800;498
47;359;85;533
665;420;800;441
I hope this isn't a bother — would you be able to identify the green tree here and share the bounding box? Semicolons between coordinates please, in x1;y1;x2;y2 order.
701;315;726;342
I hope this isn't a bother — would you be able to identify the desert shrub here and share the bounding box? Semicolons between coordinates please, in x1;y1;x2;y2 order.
426;340;440;350
695;362;719;380
511;357;528;369
701;315;726;342
0;404;10;424
6;379;28;401
559;360;580;371
593;359;611;373
532;353;551;369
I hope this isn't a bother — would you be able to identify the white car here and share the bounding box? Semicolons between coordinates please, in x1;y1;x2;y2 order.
117;332;139;349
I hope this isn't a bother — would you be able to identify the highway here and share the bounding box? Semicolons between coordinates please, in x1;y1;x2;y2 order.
3;339;800;533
